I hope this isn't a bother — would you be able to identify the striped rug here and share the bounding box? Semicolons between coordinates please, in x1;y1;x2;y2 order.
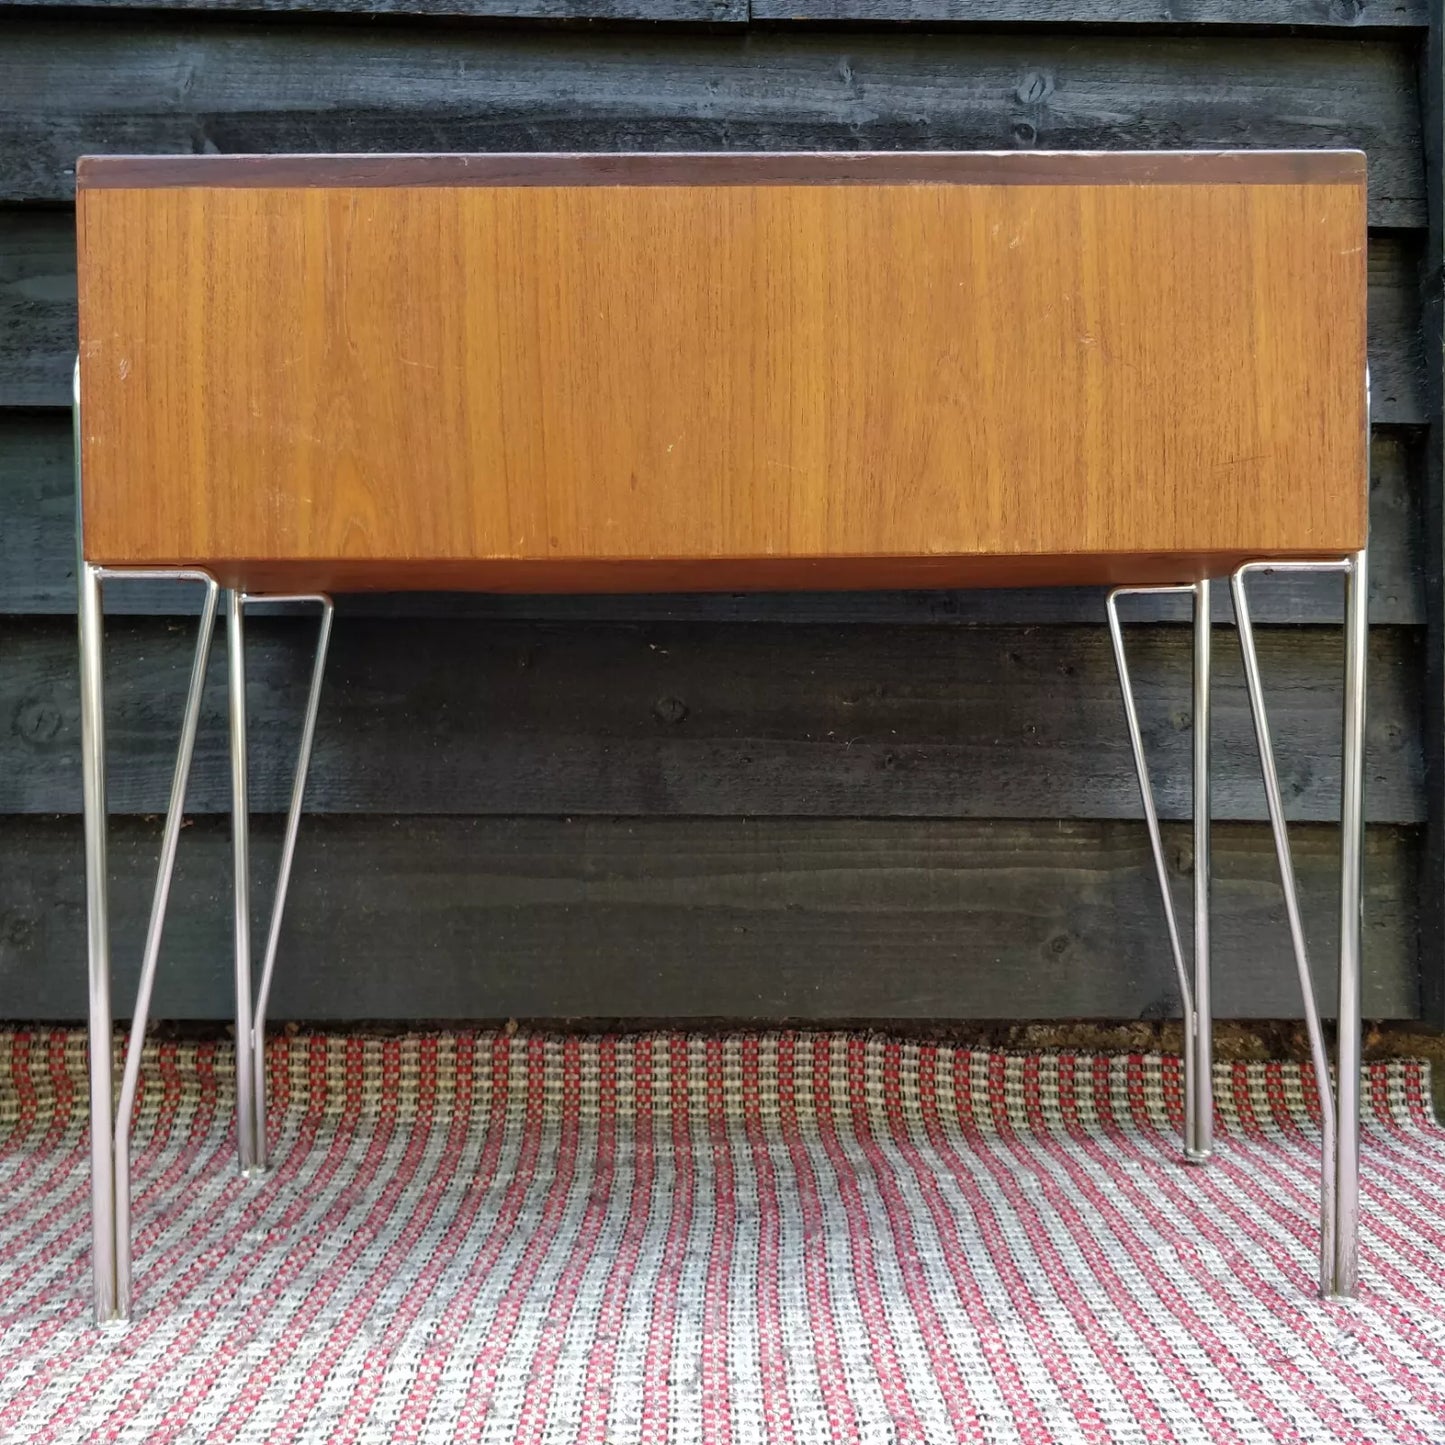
2;1031;1444;1444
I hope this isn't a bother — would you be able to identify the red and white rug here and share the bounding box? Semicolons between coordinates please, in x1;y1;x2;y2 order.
2;1030;1444;1443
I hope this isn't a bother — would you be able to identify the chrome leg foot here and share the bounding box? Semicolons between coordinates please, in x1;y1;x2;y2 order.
228;592;333;1175
1232;552;1367;1298
1107;580;1213;1164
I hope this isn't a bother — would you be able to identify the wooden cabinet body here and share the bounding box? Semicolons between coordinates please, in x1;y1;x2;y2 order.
76;150;1368;592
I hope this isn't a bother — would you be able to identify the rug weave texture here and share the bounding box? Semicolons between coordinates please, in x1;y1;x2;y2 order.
2;1030;1444;1444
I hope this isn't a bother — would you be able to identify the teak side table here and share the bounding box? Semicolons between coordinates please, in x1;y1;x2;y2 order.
73;149;1370;1322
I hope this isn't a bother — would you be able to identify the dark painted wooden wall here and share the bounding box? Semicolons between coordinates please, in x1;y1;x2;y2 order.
0;0;1440;1023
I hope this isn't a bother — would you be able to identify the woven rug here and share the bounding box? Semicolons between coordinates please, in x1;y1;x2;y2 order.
2;1033;1445;1444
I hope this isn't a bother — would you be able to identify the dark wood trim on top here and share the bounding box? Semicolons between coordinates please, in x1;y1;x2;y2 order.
76;149;1367;191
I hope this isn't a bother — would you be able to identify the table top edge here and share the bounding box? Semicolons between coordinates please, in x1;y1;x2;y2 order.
74;148;1368;191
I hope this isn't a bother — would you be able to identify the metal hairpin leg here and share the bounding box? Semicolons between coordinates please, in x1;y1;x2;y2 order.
79;563;220;1324
227;590;334;1175
1107;581;1214;1164
1232;551;1368;1299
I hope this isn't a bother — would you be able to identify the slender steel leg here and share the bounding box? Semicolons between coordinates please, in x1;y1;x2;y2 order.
79;357;223;1322
111;574;218;1316
239;593;333;1170
1232;554;1363;1298
81;574;325;1316
1335;546;1368;1296
227;591;260;1175
1107;581;1211;1161
1191;580;1214;1162
79;560;117;1324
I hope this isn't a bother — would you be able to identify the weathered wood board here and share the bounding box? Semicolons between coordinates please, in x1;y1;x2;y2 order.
0;26;1425;220
0;617;1423;822
0;816;1418;1020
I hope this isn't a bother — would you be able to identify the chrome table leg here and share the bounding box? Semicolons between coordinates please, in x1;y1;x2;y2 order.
1337;547;1369;1297
78;575;328;1319
79;565;219;1321
226;591;258;1175
229;592;333;1173
1191;580;1213;1163
78;559;116;1325
1107;581;1213;1163
1232;551;1367;1298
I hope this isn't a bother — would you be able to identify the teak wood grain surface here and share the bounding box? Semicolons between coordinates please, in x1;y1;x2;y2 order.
75;151;1368;593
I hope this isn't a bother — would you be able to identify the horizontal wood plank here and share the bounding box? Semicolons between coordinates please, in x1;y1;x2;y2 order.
752;0;1425;24
0;815;1416;1020
2;0;746;18
0;0;1425;26
0;24;1424;222
0;214;75;411
0;417;1424;625
0;616;1422;821
1;210;1425;420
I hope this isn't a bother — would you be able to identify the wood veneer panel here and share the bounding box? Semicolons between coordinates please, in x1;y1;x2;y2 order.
22;209;1424;419
1;405;1423;618
76;153;1367;592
